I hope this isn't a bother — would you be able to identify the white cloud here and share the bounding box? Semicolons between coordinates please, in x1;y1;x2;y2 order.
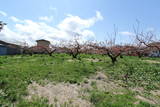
0;11;7;17
57;11;103;41
81;30;95;40
58;11;103;32
39;16;53;22
14;20;70;45
0;11;103;45
0;19;69;45
119;31;135;36
0;26;22;44
95;11;103;21
10;16;22;23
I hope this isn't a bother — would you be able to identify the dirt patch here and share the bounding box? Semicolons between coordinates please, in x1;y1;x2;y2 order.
144;60;160;64
81;72;123;92
67;59;74;62
150;90;160;104
27;82;92;107
135;95;157;104
27;72;123;106
132;87;160;104
27;72;160;106
150;90;160;96
131;87;144;94
85;58;100;62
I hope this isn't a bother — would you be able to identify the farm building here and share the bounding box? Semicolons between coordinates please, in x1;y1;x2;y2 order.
0;40;22;55
36;39;50;48
27;39;51;54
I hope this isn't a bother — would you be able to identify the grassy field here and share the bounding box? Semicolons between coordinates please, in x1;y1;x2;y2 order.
0;54;160;107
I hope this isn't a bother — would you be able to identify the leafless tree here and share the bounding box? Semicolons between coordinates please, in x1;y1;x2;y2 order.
103;42;123;65
66;37;82;59
104;27;126;64
19;42;33;55
129;42;147;58
44;45;56;56
88;27;124;65
133;21;160;57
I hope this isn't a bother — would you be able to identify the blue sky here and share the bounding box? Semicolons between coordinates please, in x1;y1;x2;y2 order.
0;0;160;45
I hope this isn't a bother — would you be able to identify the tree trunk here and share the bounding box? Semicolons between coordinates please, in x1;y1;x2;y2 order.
111;57;117;65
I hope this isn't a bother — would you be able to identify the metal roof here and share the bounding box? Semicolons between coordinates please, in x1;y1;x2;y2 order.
36;39;50;43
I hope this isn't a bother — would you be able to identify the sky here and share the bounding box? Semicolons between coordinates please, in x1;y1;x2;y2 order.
0;0;160;45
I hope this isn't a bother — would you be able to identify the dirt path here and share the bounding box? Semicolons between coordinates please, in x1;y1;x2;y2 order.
144;60;160;64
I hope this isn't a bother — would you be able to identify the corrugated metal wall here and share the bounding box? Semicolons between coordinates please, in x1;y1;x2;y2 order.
7;47;21;55
0;45;21;55
0;45;7;55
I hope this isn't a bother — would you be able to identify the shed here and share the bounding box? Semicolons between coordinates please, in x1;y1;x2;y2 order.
36;39;50;48
0;44;7;55
0;40;22;55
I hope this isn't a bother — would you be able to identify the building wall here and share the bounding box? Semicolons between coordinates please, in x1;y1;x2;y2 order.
149;50;160;57
37;41;50;48
7;47;21;55
0;46;7;55
0;45;21;55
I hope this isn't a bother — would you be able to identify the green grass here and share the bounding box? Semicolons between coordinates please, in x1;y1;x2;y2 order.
0;54;160;106
0;54;97;106
89;90;155;107
103;56;160;90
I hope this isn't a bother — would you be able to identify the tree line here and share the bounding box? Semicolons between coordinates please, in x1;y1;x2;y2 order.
1;21;160;65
